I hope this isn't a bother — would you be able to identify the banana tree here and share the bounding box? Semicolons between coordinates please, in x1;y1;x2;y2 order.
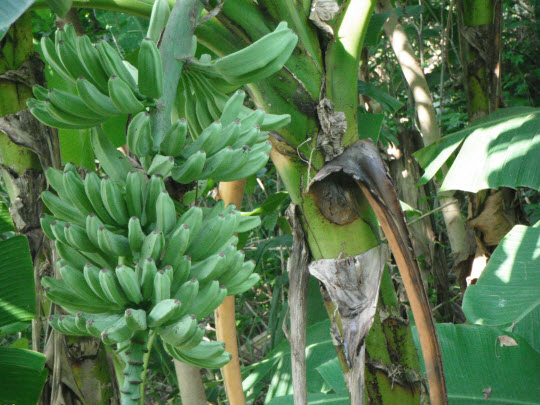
5;0;447;404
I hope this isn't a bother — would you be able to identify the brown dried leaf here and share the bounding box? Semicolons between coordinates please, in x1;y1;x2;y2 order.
497;335;518;347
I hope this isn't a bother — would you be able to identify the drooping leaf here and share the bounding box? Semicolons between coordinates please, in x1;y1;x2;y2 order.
244;191;289;216
462;225;540;326
412;324;540;404
316;357;348;394
0;347;48;405
0;203;14;234
441;109;540;192
358;81;404;113
357;112;384;144
0;236;35;327
243;320;337;403
0;0;35;32
415;107;540;190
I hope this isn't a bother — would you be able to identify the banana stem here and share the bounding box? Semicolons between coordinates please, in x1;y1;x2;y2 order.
215;180;247;405
119;331;149;405
152;0;203;146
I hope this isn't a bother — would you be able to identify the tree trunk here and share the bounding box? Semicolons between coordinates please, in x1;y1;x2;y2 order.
457;0;522;288
0;12;118;405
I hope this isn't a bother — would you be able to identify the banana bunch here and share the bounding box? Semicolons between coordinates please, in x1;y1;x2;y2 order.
178;66;292;138
188;21;298;86
29;25;163;129
42;165;261;370
131;88;273;182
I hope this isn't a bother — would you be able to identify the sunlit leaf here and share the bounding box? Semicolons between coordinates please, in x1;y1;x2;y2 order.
463;225;540;326
0;347;48;405
0;236;35;327
412;324;540;404
0;0;35;32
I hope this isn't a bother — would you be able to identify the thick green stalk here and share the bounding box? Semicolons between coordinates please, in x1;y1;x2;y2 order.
119;331;149;405
325;0;376;146
151;0;203;144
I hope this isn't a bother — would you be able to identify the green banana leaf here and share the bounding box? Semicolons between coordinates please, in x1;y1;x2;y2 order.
0;203;47;404
0;202;14;234
0;0;35;33
462;225;540;327
358;81;404;113
0;347;48;405
415;107;540;191
412;324;540;404
268;392;350;404
0;204;35;327
242;320;338;403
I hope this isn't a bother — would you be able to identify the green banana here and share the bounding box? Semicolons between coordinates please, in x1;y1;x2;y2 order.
125;170;148;220
158;314;198;346
153;270;171;305
218;147;270;182
187;279;220;319
103;316;132;343
177;206;203;239
45;167;70;202
40;214;57;241
75;35;110;93
138;38;163;99
182;340;227;361
116;265;143;304
222;259;256;288
64;222;97;253
147;0;171;43
180;120;222;159
173;278;199;315
147;298;182;327
189;252;227;284
96;40;138;90
128;216;146;253
197;283;228;319
171;150;206;184
175;323;205;350
159;119;187;157
227;273;260;296
219;90;245;127
62;170;94;216
91;126;133;186
140;257;158;300
44;99;103;129
198;146;236;180
47;88;106;121
100;177;130;226
50;220;70;245
140;229;165;262
170;256;190;293
239;108;265;132
56;39;93;84
148;155;175;178
84;172;116;225
30;103;92;130
162;224;190;268
108;75;145;114
48;315;73;336
127;111;153;156
124;309;147;331
85;313;123;337
32;85;49;101
40;36;74;85
56;240;92;270
99;268;129;307
76;77;121;116
84;263;115;303
58;314;88;336
145;174;165;224
59;263;104;303
75;312;89;334
155;190;176;235
188;213;235;261
97;226;131;257
165;343;231;369
42;276;116;313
